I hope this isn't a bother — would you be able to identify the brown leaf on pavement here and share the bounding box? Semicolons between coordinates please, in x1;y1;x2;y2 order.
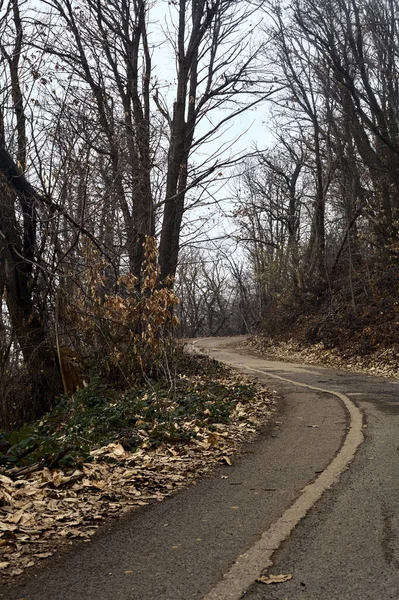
257;573;293;585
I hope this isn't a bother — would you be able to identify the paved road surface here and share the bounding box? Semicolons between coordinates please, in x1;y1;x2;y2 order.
2;337;399;599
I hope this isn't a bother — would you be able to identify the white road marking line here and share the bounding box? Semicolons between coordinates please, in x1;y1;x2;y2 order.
203;364;364;600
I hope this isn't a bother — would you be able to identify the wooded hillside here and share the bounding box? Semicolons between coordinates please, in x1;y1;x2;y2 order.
177;0;399;366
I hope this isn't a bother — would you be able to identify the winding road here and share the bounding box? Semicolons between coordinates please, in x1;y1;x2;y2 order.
2;336;399;599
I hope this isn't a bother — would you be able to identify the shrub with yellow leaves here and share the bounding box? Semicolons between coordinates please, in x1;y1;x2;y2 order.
58;237;179;387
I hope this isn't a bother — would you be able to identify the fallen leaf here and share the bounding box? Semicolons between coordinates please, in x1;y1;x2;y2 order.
0;522;17;532
7;509;24;524
223;456;232;466
10;568;24;576
257;573;293;585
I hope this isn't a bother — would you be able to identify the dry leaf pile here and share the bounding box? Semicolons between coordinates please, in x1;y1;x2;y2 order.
257;573;293;585
244;335;399;379
0;374;274;581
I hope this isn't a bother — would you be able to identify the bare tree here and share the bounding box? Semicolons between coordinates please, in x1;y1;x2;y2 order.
158;0;268;280
0;0;62;417
34;0;269;284
292;0;399;247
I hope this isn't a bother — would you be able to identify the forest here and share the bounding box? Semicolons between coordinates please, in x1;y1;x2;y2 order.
1;0;399;429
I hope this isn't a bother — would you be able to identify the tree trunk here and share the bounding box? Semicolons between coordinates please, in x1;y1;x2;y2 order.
0;183;62;417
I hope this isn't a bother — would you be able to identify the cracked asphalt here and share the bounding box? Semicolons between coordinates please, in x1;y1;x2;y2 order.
2;337;399;599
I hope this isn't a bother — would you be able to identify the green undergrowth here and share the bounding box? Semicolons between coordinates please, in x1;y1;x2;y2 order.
0;353;257;471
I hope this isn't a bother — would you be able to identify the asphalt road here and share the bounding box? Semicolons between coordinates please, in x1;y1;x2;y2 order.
2;337;399;599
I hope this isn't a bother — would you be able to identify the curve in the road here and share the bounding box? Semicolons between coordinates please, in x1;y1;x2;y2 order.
203;363;364;600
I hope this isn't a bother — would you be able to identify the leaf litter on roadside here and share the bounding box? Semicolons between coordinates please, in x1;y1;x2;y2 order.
0;370;274;581
243;334;399;379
